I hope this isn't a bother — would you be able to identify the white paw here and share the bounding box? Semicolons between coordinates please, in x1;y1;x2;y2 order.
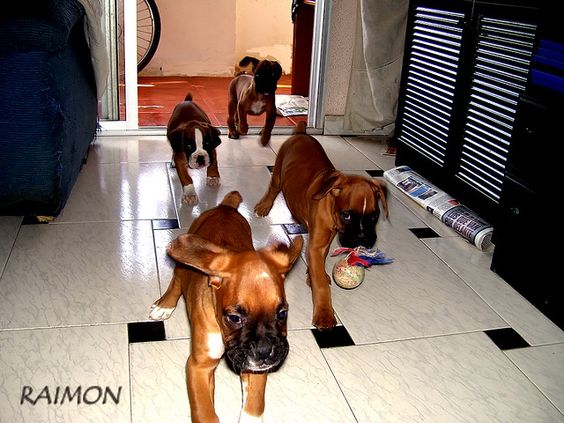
182;184;198;205
207;176;221;187
149;303;176;320
239;411;263;423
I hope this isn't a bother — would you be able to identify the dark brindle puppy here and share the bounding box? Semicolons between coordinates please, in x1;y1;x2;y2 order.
227;56;282;146
167;93;222;205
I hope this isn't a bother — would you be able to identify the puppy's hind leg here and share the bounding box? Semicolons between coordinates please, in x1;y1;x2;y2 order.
149;267;185;320
237;103;249;136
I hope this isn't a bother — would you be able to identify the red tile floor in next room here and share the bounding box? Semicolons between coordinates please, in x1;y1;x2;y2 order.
134;74;308;128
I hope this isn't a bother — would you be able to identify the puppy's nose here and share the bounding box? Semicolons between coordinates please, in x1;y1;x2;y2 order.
364;237;377;248
250;339;273;360
196;155;206;166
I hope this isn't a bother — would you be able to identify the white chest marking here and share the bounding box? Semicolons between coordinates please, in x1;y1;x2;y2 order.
251;100;265;114
207;332;225;359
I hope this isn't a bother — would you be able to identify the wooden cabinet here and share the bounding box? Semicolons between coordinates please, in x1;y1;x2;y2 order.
394;0;563;329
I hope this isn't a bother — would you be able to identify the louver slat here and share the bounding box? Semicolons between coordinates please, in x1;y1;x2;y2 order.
456;17;536;202
398;7;465;166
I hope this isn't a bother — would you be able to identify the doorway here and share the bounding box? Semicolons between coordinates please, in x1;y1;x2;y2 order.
101;0;328;132
134;0;313;128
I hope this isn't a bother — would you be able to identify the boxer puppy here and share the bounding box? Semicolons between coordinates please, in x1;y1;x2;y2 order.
150;191;303;423
228;56;282;146
167;93;222;205
254;123;388;330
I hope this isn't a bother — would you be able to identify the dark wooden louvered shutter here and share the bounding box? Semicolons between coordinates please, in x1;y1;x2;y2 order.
456;17;537;203
394;0;539;224
398;7;465;166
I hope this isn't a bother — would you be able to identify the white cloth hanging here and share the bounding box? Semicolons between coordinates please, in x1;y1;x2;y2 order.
344;0;408;132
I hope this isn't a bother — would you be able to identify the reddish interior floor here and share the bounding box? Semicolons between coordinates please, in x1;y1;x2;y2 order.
133;74;307;127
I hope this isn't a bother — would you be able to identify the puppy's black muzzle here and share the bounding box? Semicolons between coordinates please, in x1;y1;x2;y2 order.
338;211;379;249
338;231;377;249
254;75;278;96
226;335;289;375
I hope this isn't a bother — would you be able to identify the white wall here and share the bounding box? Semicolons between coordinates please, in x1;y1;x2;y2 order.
141;0;293;76
235;0;293;72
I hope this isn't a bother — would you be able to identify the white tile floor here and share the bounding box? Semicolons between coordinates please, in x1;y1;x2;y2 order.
1;133;563;422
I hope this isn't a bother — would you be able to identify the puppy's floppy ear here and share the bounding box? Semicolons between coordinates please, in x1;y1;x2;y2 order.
239;56;260;72
312;171;348;200
370;179;389;219
167;123;190;152
202;123;222;150
272;61;282;81
167;234;233;285
260;235;304;278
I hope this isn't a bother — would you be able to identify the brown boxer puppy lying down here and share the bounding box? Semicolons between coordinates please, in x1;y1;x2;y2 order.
227;56;282;146
254;122;389;330
167;93;222;205
150;191;303;422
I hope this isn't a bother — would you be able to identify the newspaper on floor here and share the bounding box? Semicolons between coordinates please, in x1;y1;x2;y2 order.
383;166;494;251
275;95;308;117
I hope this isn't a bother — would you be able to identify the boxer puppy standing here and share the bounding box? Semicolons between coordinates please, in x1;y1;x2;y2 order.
227;56;282;146
150;191;303;423
254;123;389;330
167;93;222;205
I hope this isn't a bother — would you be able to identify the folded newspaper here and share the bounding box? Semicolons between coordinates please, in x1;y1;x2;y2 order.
384;166;494;251
275;95;308;117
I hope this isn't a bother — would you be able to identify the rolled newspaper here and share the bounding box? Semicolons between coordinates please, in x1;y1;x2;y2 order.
383;166;493;251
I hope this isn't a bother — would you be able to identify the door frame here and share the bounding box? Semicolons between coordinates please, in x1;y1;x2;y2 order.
100;0;330;134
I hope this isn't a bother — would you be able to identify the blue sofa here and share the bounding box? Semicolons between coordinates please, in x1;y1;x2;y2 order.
0;0;99;216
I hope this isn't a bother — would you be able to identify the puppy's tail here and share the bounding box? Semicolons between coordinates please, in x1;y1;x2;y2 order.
184;93;193;102
220;191;243;209
293;121;307;135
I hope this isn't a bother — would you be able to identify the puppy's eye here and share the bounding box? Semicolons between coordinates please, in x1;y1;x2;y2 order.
277;309;288;321
341;211;351;221
224;313;242;326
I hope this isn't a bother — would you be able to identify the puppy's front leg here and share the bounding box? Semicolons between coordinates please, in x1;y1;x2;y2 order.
187;355;220;423
259;104;277;146
187;325;223;423
206;150;221;187
173;151;198;205
254;165;281;217
307;227;338;330
239;373;267;423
